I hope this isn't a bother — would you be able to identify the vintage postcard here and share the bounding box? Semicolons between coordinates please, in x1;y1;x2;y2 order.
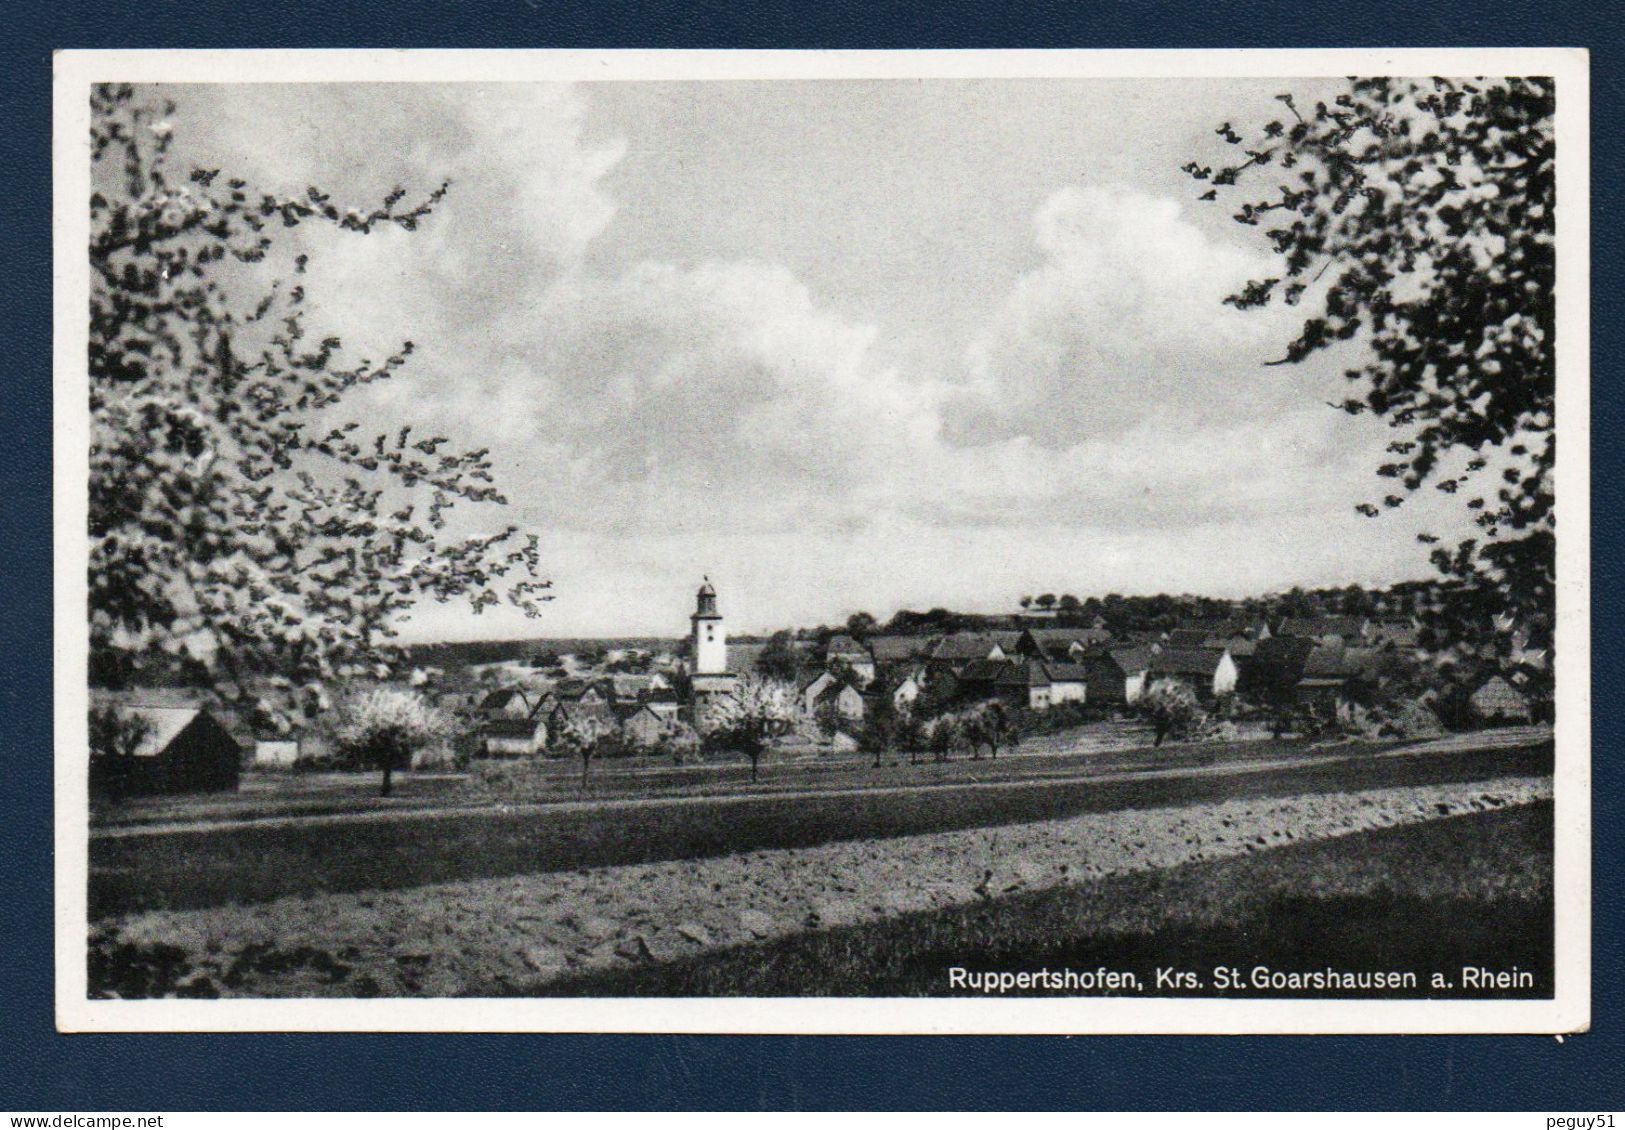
53;47;1589;1034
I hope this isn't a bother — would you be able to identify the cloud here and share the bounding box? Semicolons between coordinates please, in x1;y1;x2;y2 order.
949;184;1299;447
468;259;946;537
144;84;1463;636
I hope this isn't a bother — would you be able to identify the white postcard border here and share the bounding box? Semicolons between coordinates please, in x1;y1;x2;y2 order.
52;46;1591;1035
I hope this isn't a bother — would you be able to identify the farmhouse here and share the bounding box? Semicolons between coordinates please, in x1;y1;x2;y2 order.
477;686;533;719
1042;661;1090;704
1151;647;1238;701
867;635;934;666
1076;646;1152;705
927;633;1010;673
91;705;242;797
825;634;877;683
884;669;925;711
814;679;866;722
995;660;1053;710
480;715;548;758
1016;626;1112;662
252;736;301;769
618;703;674;746
1469;675;1532;724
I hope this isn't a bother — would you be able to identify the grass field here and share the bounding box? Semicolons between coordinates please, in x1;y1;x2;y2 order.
91;725;1313;830
89;739;1552;919
527;801;1554;998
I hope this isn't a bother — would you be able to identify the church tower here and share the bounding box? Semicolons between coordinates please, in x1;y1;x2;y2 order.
691;576;728;675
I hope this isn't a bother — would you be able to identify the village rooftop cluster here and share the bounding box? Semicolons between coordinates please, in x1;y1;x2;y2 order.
89;576;1546;796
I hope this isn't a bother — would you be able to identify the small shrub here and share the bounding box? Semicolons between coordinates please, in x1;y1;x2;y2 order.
88;926;192;999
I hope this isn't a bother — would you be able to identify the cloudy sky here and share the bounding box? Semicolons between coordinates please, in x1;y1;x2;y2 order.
149;78;1470;639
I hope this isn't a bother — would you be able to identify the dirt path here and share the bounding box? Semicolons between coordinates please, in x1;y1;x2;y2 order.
98;773;1552;998
92;726;1551;840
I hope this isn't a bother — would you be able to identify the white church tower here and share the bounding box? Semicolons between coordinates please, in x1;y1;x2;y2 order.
690;576;728;674
688;576;737;724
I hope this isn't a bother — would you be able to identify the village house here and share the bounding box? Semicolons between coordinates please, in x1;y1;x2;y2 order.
926;633;1010;674
618;702;674;747
1294;644;1366;708
480;715;548;758
1077;646;1153;706
1015;626;1113;663
1042;661;1089;704
798;669;839;712
992;659;1089;709
866;635;935;668
642;688;682;721
725;641;772;676
1178;616;1271;641
91;705;243;797
814;679;866;722
1275;616;1369;645
1150;647;1239;701
953;657;1012;703
252;735;301;769
824;634;877;684
1367;618;1422;650
477;686;533;719
1469;675;1532;724
553;678;608;708
884;669;925;712
996;660;1053;710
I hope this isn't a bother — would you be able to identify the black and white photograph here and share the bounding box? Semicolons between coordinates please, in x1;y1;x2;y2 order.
53;49;1589;1033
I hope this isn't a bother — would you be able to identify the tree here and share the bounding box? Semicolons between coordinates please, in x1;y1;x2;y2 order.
858;692;900;768
1188;77;1555;663
551;709;614;789
1019;595;1033;610
1140;679;1206;747
896;707;927;765
704;674;803;782
845;611;878;641
1057;593;1081;612
926;713;968;763
88;704;152;759
965;701;1019;760
88;85;548;693
329;687;452;796
754;629;803;682
1034;594;1057;611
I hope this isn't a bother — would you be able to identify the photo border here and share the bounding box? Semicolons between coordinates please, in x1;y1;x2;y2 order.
52;45;1590;1037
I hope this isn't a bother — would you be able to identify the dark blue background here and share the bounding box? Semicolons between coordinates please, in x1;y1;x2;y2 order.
4;0;1619;1111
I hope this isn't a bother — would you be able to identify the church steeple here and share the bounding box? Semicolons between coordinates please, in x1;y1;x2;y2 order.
695;575;718;619
690;575;726;674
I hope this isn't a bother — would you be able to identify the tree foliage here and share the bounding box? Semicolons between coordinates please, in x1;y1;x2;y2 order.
703;674;803;781
88;704;152;759
753;629;803;682
1188;77;1555;653
329;687;452;795
1140;678;1206;747
88;85;549;691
